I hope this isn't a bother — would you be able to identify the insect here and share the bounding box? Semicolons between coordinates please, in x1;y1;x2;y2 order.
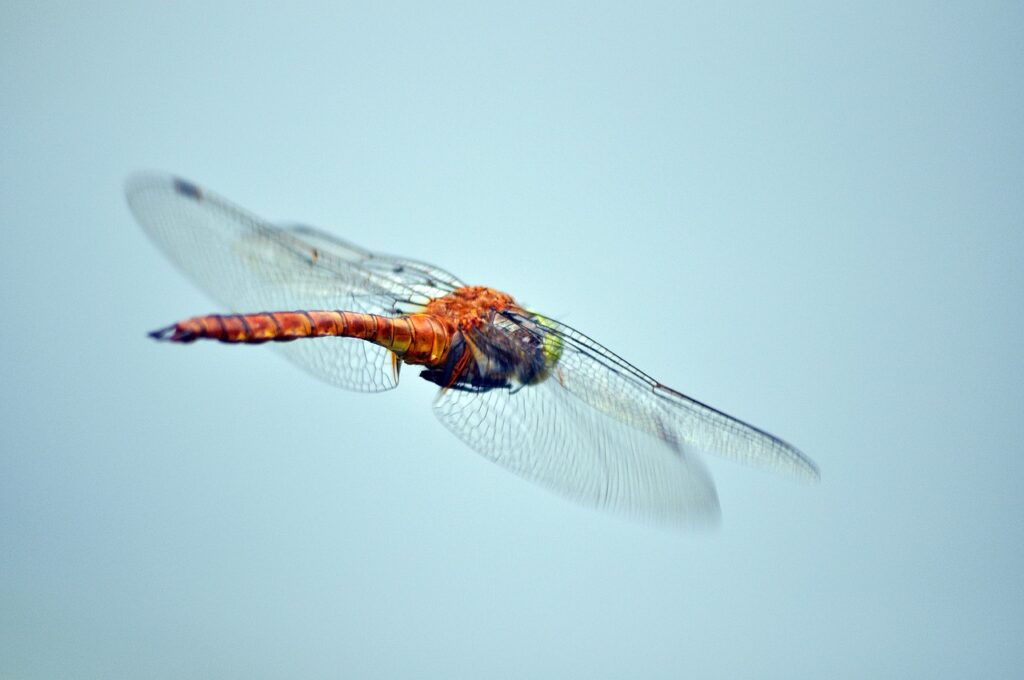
128;173;818;525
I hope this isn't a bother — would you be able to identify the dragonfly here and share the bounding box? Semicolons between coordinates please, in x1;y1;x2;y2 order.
128;173;819;525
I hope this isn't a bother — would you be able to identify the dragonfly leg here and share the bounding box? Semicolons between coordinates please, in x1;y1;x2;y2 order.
390;352;401;383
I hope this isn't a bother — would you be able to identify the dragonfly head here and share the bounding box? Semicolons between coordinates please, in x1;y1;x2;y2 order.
511;311;563;386
533;313;563;367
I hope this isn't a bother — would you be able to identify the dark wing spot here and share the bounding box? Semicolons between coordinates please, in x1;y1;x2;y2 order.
173;178;202;200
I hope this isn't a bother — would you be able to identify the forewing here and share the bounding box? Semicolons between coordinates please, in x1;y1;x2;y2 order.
126;173;457;391
433;378;720;526
284;224;465;310
521;313;820;481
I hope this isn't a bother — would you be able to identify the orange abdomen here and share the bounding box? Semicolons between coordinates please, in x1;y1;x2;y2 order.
151;311;454;366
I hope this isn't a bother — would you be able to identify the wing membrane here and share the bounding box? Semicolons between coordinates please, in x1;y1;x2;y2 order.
126;173;461;391
433;373;720;526
511;312;820;481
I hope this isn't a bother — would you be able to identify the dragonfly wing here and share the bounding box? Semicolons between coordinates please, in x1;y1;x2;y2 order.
525;314;820;481
433;378;720;525
126;173;454;392
284;224;466;310
275;337;397;392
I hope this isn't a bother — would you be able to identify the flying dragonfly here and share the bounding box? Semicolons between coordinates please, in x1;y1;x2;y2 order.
128;173;819;525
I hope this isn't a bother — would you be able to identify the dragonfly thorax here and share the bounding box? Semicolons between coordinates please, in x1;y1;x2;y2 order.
423;285;519;330
417;289;556;392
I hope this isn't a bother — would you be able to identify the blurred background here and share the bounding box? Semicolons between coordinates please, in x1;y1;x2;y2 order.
2;2;1021;678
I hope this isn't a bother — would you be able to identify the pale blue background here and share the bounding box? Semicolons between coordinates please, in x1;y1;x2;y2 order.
2;2;1021;678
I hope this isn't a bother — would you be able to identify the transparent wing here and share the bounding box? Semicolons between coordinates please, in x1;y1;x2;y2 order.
433;309;815;523
126;172;465;391
433;374;721;526
511;312;820;481
282;222;467;308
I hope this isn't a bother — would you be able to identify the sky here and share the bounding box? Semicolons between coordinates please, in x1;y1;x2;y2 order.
2;2;1022;678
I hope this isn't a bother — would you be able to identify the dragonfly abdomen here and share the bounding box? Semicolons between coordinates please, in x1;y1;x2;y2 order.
149;311;453;365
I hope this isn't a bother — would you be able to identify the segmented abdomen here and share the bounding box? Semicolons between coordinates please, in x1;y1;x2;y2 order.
152;311;453;365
